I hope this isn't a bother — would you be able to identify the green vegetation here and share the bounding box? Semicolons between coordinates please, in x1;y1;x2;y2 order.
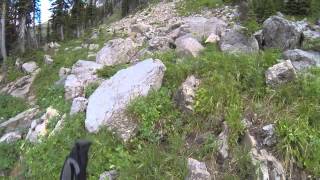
177;0;223;16
0;143;20;173
0;94;28;122
97;64;129;79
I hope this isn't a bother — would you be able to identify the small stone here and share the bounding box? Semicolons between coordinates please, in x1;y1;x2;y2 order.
89;44;99;51
175;35;204;57
70;97;88;115
22;61;38;73
205;33;220;43
186;158;211;180
44;55;54;65
99;170;118;180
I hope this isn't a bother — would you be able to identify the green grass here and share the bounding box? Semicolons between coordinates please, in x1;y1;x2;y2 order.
177;0;223;16
0;142;21;174
0;94;28;122
97;64;129;79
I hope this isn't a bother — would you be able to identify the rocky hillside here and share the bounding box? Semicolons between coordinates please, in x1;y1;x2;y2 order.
1;0;320;179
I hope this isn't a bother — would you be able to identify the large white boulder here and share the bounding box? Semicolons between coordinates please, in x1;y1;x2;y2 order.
85;59;166;141
96;38;140;66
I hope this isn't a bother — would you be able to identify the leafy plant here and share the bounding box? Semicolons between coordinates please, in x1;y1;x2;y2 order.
0;93;28;122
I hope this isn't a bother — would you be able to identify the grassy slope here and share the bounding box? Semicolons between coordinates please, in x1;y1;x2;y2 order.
1;1;320;179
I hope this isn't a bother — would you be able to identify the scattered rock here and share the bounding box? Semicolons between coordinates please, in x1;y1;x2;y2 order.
174;75;201;113
265;60;296;87
254;30;263;48
22;61;38;73
26;107;59;143
70;97;88;115
302;29;320;50
0;132;21;143
220;26;259;54
99;170;118;180
0;108;39;135
175;36;204;57
262;16;302;50
96;38;140;66
44;55;54;65
283;49;320;71
217;122;229;160
131;23;151;34
186;158;211;180
59;67;71;78
48;42;61;49
205;33;220;43
1;69;41;98
85;59;166;141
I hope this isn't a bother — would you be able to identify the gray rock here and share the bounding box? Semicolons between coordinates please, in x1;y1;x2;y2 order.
96;38;140;66
131;23;151;34
254;30;263;48
283;49;320;71
302;29;320;50
64;60;104;100
26;107;59;143
72;46;82;51
186;158;211;180
44;55;54;65
265;60;296;87
99;170;118;180
175;36;204;57
148;36;173;51
0;108;39;134
15;58;23;70
0;131;21;143
262;124;276;146
182;17;227;41
70;97;88;115
175;75;201;113
262;16;302;50
85;59;166;141
59;67;71;79
205;33;220;44
64;74;84;100
22;61;38;73
220;26;259;54
218;122;229;160
48;42;61;49
1;69;40;98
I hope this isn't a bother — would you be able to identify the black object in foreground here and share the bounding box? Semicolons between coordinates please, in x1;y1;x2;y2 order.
60;140;92;180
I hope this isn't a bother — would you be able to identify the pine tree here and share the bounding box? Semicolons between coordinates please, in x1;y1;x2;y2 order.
71;0;85;38
51;0;69;41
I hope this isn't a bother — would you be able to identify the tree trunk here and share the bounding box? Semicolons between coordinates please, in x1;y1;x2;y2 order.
60;24;64;41
1;2;7;83
19;16;26;54
76;25;80;38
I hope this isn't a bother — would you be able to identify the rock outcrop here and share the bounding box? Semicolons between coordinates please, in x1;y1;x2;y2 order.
265;60;297;87
99;170;118;180
0;131;22;143
85;59;166;141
